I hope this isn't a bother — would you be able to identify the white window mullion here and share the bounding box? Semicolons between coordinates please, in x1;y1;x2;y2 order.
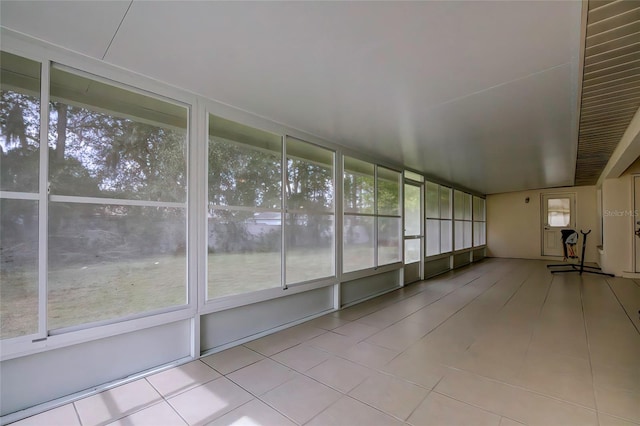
208;205;281;213
438;185;443;254
188;101;203;359
48;195;185;209
0;191;40;200
200;107;210;309
373;166;379;268
335;151;343;292
281;135;288;290
285;208;335;215
37;60;50;341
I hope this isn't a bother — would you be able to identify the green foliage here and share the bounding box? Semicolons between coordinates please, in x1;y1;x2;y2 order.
377;177;401;215
0;91;40;151
208;137;281;208
286;158;333;210
0;90;41;192
344;172;374;212
48;102;187;202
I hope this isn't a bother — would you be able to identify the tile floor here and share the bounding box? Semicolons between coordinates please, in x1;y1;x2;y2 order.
12;259;640;426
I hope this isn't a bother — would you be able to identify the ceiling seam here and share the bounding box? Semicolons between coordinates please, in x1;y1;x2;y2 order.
422;62;572;113
101;0;134;61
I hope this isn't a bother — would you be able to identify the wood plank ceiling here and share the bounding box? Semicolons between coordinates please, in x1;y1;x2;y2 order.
576;0;640;185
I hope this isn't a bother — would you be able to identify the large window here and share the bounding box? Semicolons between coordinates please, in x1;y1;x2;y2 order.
1;52;189;339
454;190;472;250
343;157;401;273
377;167;402;265
207;123;336;299
47;66;188;331
343;157;375;272
473;196;486;246
0;52;41;339
285;137;335;284
425;182;452;256
208;116;282;299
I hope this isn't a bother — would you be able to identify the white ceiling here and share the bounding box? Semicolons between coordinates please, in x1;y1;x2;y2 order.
0;0;583;194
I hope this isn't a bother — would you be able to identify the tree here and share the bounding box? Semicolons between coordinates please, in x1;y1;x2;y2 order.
48;102;187;202
0;91;40;192
207;135;282;253
285;157;333;248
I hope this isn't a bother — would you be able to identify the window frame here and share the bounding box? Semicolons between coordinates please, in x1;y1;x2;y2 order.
45;65;191;334
473;196;487;247
0;36;487;366
424;181;453;258
0;46;198;360
206;116;284;301
343;156;377;273
0;50;46;343
342;156;402;277
376;166;402;267
284;135;337;287
453;190;474;251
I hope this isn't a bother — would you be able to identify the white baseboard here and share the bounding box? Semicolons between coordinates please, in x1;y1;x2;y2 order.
621;272;640;279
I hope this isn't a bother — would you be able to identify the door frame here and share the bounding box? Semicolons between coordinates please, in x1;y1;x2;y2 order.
403;179;424;284
540;192;577;257
633;175;640;273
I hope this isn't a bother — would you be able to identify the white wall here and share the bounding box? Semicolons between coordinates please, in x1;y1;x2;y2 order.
1;320;191;418
600;158;640;276
487;186;599;263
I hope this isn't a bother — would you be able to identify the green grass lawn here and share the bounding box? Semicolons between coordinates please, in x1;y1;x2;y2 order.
1;246;400;339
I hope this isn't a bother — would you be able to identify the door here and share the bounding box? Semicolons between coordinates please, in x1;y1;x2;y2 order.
542;193;576;257
404;182;423;284
634;176;640;272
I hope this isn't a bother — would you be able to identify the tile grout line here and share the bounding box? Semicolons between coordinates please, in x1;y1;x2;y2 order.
141;366;214;426
251;372;334;426
25;259;628;426
433;268;603;414
444;364;601;414
338;262;497;322
376;263;518;344
460;263;541;353
294;264;527;399
365;263;521;369
299;393;393;425
140;378;188;426
603;277;640;336
579;277;602;426
403;376;446;424
520;269;554;359
222;371;301;424
430;389;504;421
263;339;434;424
324;270;495;360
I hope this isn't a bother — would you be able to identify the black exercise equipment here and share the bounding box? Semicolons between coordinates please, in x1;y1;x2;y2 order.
547;230;614;276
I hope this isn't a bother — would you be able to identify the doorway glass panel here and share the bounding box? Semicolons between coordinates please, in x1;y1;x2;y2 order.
547;198;570;226
404;184;421;237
